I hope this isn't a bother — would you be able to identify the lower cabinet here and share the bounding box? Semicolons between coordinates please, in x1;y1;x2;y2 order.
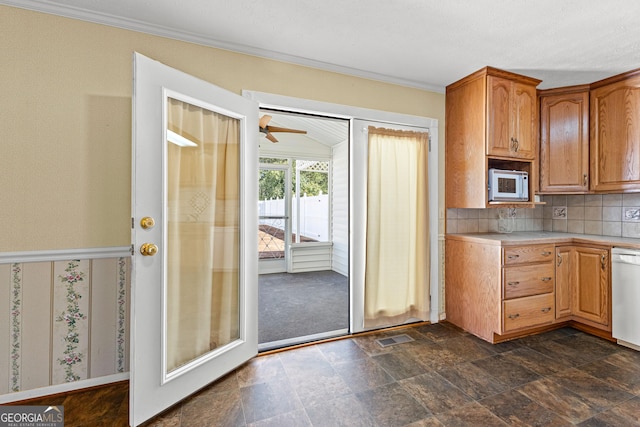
555;245;611;331
445;236;612;344
445;237;556;343
502;245;555;334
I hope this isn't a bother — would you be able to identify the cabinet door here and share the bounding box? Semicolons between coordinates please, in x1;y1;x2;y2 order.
487;76;513;157
572;246;610;327
540;91;589;192
590;75;640;192
511;82;536;159
487;76;536;159
555;246;573;319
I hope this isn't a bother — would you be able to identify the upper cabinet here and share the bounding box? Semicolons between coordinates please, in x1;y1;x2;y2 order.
539;86;590;193
446;67;541;208
487;76;537;159
590;69;640;192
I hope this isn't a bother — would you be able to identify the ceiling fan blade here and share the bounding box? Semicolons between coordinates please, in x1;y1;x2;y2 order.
259;115;272;128
266;125;307;134
266;133;279;143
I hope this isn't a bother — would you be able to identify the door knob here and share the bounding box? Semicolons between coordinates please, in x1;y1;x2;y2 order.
140;216;156;229
140;243;158;256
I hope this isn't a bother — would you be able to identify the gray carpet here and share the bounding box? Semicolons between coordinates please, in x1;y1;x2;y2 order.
258;271;349;344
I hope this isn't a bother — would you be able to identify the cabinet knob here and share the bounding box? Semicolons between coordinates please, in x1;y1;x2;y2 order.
601;253;607;270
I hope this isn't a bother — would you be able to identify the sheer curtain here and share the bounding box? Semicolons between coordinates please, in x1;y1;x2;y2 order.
166;97;240;372
364;126;430;328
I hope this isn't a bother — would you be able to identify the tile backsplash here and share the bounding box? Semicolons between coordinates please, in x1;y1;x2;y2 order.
447;194;640;239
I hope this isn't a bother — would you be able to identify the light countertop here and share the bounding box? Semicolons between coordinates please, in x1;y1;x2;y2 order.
446;232;640;249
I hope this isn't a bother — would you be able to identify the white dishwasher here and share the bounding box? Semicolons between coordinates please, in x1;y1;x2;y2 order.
612;247;640;350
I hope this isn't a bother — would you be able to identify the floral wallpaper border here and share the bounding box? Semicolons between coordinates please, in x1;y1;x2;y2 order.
55;260;87;382
116;257;127;373
10;263;22;392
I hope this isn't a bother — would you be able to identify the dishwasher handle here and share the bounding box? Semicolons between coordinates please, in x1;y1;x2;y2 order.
612;248;640;265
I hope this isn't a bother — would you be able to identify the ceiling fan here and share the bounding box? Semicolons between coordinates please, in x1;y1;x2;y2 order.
259;115;307;143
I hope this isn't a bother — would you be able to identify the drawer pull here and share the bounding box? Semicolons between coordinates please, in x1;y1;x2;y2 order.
541;251;552;256
507;281;520;286
541;307;552;313
508;254;520;260
508;313;520;320
541;277;552;282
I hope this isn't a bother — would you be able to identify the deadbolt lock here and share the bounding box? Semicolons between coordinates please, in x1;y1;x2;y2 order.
140;243;158;256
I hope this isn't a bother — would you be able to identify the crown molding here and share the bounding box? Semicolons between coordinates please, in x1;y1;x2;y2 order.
2;0;445;93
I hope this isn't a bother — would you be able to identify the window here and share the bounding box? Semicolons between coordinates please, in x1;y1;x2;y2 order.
293;159;330;243
258;157;331;246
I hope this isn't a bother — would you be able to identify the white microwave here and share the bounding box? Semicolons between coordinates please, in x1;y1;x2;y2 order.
488;169;529;202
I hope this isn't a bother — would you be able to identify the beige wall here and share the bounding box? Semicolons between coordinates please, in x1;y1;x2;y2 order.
0;5;445;252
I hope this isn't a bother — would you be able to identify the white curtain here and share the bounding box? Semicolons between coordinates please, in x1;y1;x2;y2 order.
166;98;240;372
364;126;430;328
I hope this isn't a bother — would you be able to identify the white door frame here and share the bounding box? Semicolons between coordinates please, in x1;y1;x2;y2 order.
242;91;440;330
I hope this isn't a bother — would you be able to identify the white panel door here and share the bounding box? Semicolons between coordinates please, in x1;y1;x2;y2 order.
131;53;258;426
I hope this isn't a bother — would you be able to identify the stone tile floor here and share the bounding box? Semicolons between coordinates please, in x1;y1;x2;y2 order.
21;322;640;426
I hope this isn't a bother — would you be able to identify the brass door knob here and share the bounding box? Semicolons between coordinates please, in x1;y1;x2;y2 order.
140;243;158;256
140;216;155;229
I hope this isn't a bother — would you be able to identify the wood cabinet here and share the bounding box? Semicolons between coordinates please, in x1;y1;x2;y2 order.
554;246;573;319
445;237;554;343
487;76;537;159
502;245;555;333
590;69;640;192
446;67;541;208
445;238;502;343
446;235;614;343
554;245;611;331
572;246;610;328
539;86;590;193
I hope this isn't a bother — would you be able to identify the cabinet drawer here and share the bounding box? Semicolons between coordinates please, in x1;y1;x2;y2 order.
504;245;554;265
504;263;554;299
503;293;554;332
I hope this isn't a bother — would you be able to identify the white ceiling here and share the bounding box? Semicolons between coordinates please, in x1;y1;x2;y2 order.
6;0;640;91
261;111;349;147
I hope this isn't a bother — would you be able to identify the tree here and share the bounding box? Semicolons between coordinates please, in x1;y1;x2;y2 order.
258;158;329;200
259;169;285;200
